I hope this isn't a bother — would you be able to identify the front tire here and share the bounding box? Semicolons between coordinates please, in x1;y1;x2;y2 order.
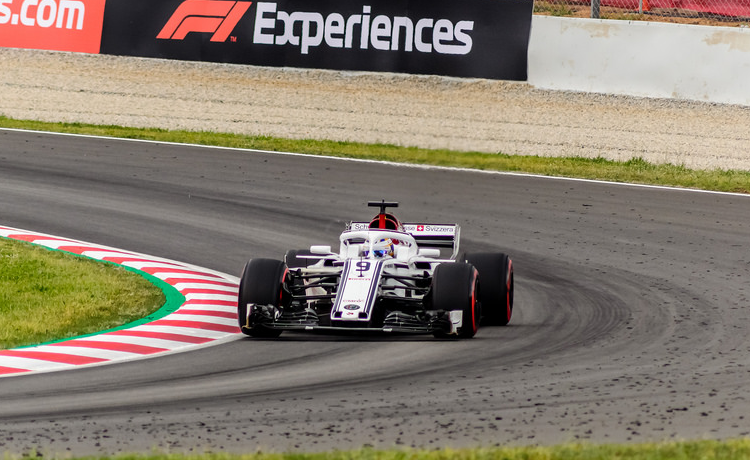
430;262;479;338
237;258;287;338
465;252;514;326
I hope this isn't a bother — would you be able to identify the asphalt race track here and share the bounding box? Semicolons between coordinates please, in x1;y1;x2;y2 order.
1;129;750;455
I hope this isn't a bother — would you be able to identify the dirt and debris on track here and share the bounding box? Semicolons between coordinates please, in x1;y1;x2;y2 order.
2;48;750;170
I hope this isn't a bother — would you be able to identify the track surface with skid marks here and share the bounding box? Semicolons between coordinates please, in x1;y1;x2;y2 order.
1;130;749;454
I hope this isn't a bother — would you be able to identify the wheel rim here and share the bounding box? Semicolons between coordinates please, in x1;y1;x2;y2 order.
505;262;514;323
469;270;478;335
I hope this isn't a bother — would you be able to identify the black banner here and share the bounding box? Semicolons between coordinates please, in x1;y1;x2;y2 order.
100;0;533;80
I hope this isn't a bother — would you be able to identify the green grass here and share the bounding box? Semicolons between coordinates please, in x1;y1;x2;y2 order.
534;1;577;16
601;12;649;20
9;439;750;459
2;116;750;194
0;237;165;349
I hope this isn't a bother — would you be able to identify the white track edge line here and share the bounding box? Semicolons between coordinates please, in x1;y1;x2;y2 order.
3;127;748;199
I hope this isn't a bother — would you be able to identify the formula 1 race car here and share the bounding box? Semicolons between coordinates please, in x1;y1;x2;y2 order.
237;201;514;339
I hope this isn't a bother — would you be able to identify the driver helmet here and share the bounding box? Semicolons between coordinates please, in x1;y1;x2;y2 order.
368;238;395;258
369;213;404;231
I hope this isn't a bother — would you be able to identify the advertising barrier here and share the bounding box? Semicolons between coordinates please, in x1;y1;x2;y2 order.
99;0;534;80
0;0;533;80
0;0;105;53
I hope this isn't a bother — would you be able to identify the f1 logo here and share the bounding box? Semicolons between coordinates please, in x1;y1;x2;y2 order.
157;0;252;42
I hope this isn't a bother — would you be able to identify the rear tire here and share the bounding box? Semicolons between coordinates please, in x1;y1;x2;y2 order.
237;258;287;338
465;252;514;326
430;262;479;338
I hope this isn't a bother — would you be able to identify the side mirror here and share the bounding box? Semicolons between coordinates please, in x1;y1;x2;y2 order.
310;245;332;255
417;248;441;258
395;245;410;261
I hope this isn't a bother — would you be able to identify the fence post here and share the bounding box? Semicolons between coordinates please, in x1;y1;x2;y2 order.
591;0;600;18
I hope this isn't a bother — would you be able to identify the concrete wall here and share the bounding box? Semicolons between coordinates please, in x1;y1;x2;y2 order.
528;15;750;106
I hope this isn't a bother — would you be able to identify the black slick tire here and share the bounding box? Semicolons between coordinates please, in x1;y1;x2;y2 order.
237;258;287;338
430;262;479;338
465;252;514;326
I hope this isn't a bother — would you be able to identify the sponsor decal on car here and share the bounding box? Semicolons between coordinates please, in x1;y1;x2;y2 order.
332;259;383;321
410;224;456;234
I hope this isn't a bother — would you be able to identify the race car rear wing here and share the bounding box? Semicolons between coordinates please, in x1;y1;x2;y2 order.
348;222;461;259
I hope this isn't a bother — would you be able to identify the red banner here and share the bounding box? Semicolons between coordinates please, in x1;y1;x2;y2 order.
0;0;106;53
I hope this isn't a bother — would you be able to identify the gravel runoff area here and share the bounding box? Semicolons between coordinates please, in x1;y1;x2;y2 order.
3;47;750;171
